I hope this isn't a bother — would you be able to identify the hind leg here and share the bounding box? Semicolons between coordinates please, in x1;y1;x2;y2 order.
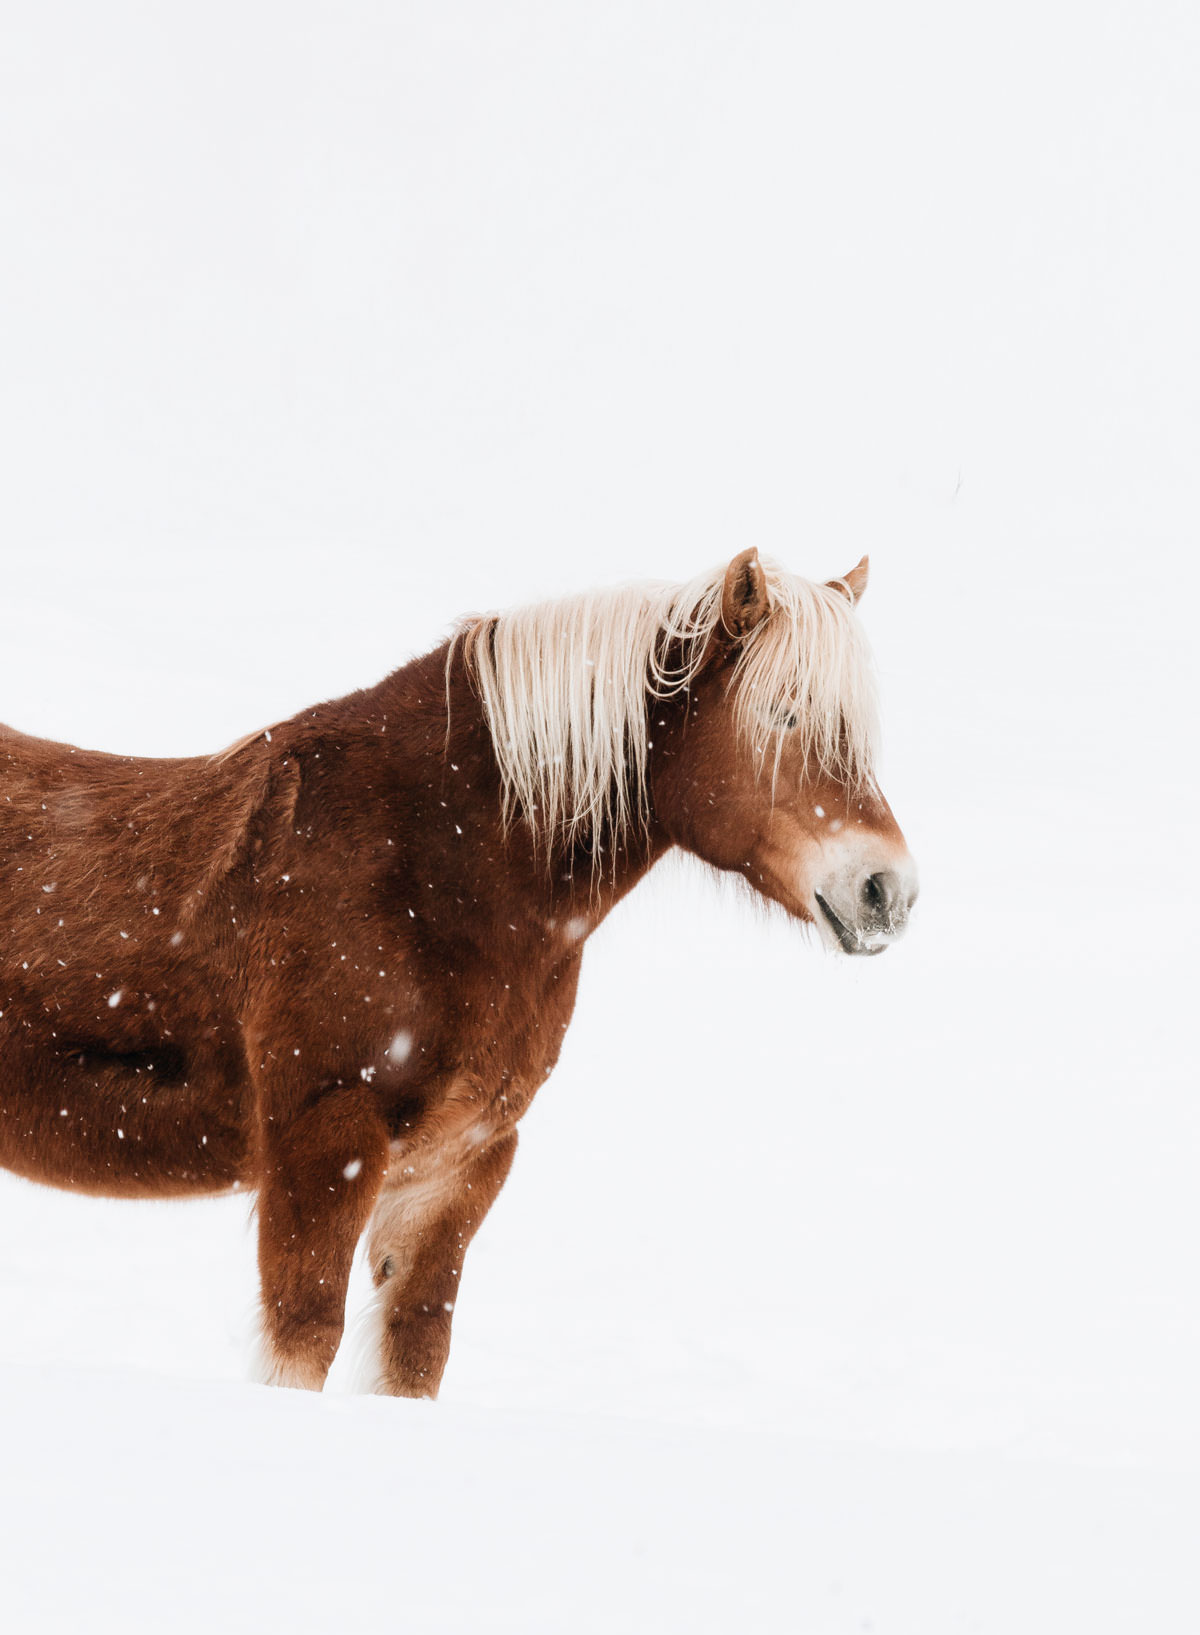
255;1086;389;1390
355;1133;517;1397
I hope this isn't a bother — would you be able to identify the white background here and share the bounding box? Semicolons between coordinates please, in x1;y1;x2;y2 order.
1;4;1197;1630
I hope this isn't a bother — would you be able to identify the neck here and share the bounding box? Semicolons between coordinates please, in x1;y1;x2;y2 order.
362;640;671;942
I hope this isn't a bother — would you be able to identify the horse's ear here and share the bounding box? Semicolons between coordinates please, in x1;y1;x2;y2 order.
828;555;869;605
720;549;770;638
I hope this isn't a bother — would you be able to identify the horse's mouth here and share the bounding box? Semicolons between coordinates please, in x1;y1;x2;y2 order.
814;892;888;957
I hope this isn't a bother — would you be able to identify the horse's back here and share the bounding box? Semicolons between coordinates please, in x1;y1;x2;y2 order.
1;719;275;899
0;717;292;1015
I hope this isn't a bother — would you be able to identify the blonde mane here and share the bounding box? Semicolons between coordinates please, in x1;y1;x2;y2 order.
456;558;878;855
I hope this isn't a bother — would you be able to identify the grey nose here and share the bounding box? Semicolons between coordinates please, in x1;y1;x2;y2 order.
859;870;913;927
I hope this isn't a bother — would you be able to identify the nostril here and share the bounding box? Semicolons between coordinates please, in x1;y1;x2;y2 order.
861;871;899;917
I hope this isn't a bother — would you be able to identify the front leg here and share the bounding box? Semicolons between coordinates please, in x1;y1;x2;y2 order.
357;1132;517;1397
255;1084;389;1390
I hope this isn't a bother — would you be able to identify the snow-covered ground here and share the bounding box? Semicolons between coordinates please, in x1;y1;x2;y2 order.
2;4;1198;1630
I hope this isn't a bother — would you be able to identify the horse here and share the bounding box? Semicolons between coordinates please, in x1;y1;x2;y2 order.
0;549;917;1395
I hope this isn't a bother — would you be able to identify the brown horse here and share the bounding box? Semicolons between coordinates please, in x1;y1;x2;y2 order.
0;550;916;1395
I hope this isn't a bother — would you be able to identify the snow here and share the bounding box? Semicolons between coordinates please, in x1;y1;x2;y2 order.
1;2;1199;1631
388;1030;414;1065
6;1366;1198;1635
